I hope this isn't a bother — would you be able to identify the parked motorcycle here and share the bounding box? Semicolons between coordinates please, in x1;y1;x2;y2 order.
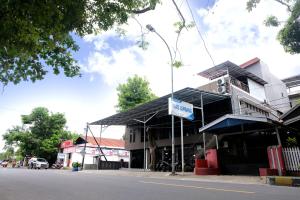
51;163;63;169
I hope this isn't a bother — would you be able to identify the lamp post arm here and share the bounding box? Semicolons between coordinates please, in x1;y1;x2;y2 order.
153;31;173;66
153;31;174;98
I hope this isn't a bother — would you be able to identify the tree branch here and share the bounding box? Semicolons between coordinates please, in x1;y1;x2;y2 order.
172;0;186;63
131;4;157;14
274;0;292;12
172;0;186;27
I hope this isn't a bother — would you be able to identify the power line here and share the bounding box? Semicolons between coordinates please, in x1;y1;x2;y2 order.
186;0;215;67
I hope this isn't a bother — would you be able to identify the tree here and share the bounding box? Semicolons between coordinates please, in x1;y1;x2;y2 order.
0;0;160;85
247;0;300;54
116;75;157;112
2;107;78;164
0;146;14;160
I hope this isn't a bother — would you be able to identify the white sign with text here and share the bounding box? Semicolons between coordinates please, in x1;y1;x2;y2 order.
168;98;194;121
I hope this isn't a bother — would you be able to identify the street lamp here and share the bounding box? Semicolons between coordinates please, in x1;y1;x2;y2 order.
146;24;176;175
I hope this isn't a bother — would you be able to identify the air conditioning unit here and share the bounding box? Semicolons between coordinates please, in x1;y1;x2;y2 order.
217;77;226;86
218;85;226;94
217;77;228;94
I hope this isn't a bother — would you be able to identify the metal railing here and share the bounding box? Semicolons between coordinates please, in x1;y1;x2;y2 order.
230;76;250;93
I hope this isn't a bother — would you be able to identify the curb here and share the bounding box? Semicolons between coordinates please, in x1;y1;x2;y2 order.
266;176;300;187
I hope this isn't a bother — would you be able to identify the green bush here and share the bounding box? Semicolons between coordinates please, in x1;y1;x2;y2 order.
72;162;81;168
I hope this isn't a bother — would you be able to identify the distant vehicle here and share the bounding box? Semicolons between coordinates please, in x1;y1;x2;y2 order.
28;157;49;169
1;160;8;168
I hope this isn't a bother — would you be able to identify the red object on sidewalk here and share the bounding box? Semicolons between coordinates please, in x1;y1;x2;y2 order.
195;159;208;168
194;149;219;175
195;168;220;175
206;149;219;169
267;145;286;175
259;168;278;176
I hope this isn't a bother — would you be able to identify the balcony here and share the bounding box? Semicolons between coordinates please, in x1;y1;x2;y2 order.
230;76;250;93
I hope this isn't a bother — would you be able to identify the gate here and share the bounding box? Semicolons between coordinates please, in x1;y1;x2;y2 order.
282;147;300;172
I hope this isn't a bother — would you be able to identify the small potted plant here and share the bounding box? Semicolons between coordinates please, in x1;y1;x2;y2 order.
72;162;81;171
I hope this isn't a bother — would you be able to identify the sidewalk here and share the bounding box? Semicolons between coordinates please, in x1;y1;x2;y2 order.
79;169;265;185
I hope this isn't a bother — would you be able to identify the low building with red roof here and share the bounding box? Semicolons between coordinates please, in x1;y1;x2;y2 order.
58;136;129;168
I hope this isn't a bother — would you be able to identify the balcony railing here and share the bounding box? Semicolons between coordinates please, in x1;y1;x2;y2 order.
230;76;250;93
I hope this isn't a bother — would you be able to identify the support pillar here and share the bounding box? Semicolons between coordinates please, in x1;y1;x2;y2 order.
143;118;146;171
180;118;184;174
215;135;219;150
203;132;206;159
275;127;282;146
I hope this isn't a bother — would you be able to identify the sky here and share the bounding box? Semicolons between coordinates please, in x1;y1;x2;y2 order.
1;0;299;150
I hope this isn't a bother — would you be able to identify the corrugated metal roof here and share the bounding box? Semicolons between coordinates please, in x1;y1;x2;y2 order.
198;114;276;134
282;75;300;88
90;87;230;126
198;61;268;85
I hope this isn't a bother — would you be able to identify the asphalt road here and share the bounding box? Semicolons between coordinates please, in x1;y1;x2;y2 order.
0;168;299;200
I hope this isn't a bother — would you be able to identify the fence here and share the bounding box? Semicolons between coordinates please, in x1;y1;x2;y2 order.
98;161;128;170
282;147;300;171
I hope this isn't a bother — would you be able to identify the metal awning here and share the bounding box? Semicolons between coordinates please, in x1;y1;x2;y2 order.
280;104;300;131
199;114;277;134
90;87;230;126
282;74;300;88
198;61;268;85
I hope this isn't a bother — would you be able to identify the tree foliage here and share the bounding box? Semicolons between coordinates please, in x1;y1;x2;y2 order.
116;75;157;112
0;0;160;85
2;107;78;164
247;0;300;54
0;146;14;160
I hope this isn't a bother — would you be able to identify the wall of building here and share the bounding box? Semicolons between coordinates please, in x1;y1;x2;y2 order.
125;126;202;151
247;78;266;102
244;61;290;113
198;76;273;118
61;145;129;167
287;90;300;107
230;86;275;119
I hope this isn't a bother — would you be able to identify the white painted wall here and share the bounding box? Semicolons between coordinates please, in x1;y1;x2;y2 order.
61;146;130;167
248;78;266;102
244;61;290;113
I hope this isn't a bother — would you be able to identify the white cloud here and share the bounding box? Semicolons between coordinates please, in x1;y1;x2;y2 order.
197;0;300;78
82;0;300;89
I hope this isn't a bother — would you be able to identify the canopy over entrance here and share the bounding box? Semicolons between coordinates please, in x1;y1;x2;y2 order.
90;87;230;126
198;114;279;134
280;104;300;130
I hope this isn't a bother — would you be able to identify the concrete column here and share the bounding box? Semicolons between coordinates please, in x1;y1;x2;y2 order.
275;127;282;146
146;149;150;170
129;151;132;169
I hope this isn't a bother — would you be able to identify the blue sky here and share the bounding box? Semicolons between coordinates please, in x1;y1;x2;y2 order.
1;0;299;150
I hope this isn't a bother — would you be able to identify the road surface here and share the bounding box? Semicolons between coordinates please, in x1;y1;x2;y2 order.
0;168;299;200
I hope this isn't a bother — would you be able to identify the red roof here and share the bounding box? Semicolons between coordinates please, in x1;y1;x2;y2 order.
60;140;73;148
84;136;124;148
240;57;260;69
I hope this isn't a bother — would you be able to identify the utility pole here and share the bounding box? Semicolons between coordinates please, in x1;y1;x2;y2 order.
81;123;88;170
146;24;176;175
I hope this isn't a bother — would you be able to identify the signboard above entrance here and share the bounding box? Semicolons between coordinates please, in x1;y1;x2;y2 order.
168;98;194;121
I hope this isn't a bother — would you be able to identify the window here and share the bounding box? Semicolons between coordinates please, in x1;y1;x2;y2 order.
132;132;135;143
129;134;132;143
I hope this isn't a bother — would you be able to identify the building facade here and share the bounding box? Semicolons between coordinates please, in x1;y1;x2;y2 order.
282;75;300;107
59;136;129;168
198;57;290;119
122;58;288;174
